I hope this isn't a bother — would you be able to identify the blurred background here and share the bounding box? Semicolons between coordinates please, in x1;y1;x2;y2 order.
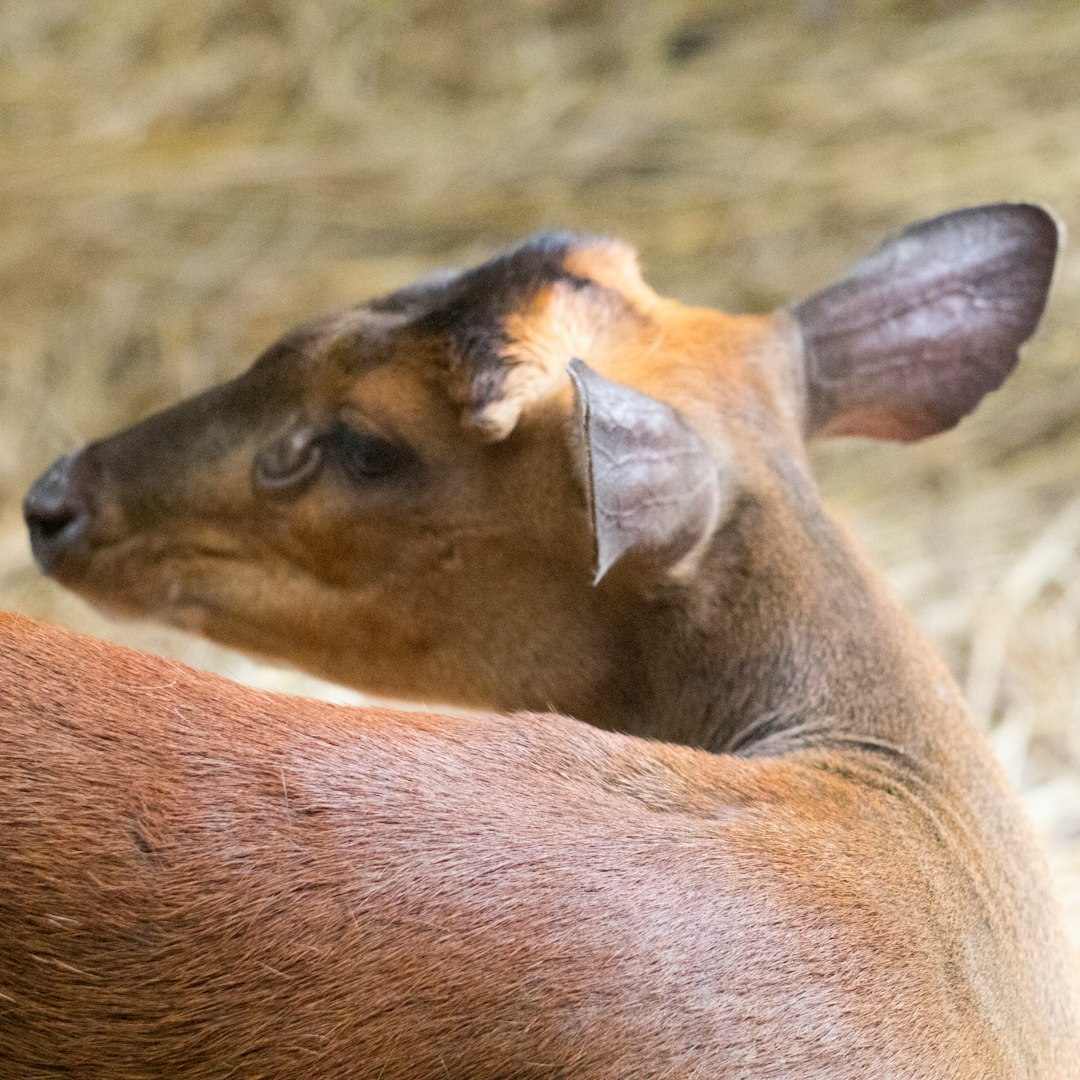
2;0;1080;950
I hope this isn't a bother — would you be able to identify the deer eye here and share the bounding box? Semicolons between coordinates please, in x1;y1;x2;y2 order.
325;423;407;483
253;425;323;496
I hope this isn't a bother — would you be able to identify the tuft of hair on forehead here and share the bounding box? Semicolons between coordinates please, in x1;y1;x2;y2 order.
368;231;657;441
368;231;651;320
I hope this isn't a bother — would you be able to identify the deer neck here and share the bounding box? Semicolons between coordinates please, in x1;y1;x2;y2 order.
581;486;971;767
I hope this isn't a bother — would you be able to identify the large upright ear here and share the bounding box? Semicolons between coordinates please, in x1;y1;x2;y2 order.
795;203;1060;441
568;359;724;583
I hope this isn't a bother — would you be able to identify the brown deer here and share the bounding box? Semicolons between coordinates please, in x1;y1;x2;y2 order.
15;203;1079;1076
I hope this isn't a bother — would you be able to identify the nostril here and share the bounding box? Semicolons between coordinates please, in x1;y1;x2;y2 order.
25;496;80;541
24;455;90;566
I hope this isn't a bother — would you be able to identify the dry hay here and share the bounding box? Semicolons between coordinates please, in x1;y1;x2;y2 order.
2;0;1080;949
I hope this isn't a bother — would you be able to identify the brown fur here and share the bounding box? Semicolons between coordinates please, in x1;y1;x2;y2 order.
3;612;1075;1077
15;212;1080;1075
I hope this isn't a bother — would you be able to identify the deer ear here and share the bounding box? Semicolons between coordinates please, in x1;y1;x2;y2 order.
795;203;1060;441
568;359;724;583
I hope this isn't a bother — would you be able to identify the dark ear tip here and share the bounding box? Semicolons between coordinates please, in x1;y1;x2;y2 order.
907;201;1061;332
989;202;1062;337
567;356;592;385
994;201;1062;243
994;201;1062;268
953;201;1061;270
912;201;1061;256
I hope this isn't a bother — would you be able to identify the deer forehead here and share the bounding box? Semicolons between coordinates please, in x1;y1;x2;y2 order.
259;233;791;458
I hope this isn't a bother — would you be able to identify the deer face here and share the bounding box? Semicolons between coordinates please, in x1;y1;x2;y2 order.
24;235;748;709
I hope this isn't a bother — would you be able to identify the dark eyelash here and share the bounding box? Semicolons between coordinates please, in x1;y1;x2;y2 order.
324;423;407;482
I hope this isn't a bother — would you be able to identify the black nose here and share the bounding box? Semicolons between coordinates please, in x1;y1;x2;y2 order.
24;454;90;575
